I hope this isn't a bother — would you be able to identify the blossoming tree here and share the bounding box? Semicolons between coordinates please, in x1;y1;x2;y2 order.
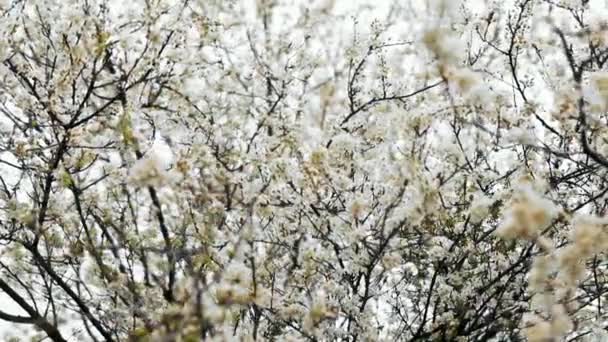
1;0;608;341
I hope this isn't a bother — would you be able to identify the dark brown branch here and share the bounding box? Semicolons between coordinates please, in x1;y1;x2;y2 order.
0;278;67;342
